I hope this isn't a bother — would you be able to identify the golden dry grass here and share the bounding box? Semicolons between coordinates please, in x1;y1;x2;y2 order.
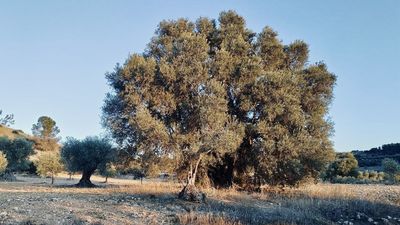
178;212;243;225
0;125;31;140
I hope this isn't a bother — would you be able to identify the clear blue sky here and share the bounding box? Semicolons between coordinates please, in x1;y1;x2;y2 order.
0;1;399;151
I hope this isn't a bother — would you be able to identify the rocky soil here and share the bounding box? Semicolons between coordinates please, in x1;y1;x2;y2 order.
0;174;399;225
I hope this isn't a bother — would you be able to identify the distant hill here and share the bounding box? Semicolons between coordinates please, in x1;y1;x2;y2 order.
352;143;400;168
0;124;33;140
0;125;61;163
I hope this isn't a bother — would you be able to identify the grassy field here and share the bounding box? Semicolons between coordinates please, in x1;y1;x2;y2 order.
0;174;399;225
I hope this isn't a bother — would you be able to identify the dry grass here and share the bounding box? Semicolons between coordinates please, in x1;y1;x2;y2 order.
178;212;243;225
0;125;31;140
188;183;400;224
0;174;400;225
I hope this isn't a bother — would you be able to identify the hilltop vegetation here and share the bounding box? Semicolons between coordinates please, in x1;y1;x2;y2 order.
353;143;400;168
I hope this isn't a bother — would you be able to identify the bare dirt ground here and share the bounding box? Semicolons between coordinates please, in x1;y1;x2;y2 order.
0;174;400;225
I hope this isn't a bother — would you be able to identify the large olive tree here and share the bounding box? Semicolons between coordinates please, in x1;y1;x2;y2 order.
61;136;115;187
103;11;336;194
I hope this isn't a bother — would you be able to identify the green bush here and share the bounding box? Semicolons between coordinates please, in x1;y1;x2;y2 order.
377;172;385;180
331;169;389;184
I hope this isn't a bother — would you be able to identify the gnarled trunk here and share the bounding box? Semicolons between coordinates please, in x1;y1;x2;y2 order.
76;169;96;187
178;155;206;202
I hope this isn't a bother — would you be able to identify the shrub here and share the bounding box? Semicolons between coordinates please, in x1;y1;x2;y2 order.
363;170;370;179
0;152;7;174
377;172;385;180
331;176;382;184
369;170;378;179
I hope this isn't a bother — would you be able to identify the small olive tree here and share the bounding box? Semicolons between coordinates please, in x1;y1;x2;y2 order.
35;152;64;185
382;158;400;182
325;153;359;179
61;136;116;187
99;163;117;183
0;152;7;174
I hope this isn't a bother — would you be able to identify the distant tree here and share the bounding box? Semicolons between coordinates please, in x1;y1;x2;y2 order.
32;116;60;152
0;152;7;174
0;137;34;172
35;152;64;185
326;153;359;179
381;143;400;155
382;158;400;182
99;162;117;183
0;110;14;126
61;136;116;187
103;10;336;195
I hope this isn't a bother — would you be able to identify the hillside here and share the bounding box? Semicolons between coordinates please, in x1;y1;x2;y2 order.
352;143;400;169
0;125;32;140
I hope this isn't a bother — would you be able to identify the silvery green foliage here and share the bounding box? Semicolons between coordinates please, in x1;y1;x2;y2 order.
103;11;336;188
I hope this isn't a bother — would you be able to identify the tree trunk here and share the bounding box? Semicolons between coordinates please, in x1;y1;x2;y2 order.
178;156;206;202
105;176;108;183
76;170;96;188
178;184;205;202
51;174;54;185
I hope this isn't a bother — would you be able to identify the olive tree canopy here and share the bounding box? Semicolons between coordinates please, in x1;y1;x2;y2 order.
61;136;115;187
103;11;336;193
